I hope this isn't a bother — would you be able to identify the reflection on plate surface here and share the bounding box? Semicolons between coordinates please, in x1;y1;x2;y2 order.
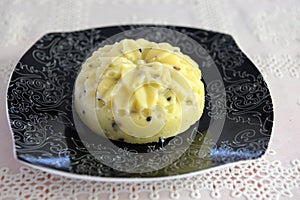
7;25;273;179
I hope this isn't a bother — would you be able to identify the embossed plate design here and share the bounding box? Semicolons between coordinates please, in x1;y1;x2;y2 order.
6;25;273;181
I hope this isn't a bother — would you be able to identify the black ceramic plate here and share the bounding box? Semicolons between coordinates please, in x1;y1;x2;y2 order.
7;25;273;181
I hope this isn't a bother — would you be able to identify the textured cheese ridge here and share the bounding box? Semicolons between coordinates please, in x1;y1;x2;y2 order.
74;39;205;144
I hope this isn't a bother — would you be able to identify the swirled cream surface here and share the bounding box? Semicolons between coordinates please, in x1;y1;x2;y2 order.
74;39;205;144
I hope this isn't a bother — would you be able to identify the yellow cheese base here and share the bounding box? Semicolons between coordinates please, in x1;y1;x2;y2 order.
74;39;205;144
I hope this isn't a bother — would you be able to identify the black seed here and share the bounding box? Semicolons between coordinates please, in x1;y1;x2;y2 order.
167;96;172;101
97;98;106;106
173;66;181;71
83;89;86;93
138;48;142;53
146;116;152;122
82;110;85;114
112;121;117;128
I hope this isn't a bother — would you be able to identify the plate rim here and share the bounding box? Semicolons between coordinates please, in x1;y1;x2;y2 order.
15;154;258;182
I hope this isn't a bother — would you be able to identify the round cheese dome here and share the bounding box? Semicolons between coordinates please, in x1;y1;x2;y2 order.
74;39;205;144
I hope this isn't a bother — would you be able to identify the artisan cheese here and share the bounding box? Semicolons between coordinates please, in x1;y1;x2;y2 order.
74;39;205;144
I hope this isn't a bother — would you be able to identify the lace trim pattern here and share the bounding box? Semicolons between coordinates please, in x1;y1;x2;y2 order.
252;55;300;78
251;6;300;47
1;158;299;199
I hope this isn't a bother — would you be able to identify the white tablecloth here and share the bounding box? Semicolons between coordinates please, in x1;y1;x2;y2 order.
0;0;299;199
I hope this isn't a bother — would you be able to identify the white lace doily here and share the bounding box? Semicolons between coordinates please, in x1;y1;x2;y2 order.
0;0;299;199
